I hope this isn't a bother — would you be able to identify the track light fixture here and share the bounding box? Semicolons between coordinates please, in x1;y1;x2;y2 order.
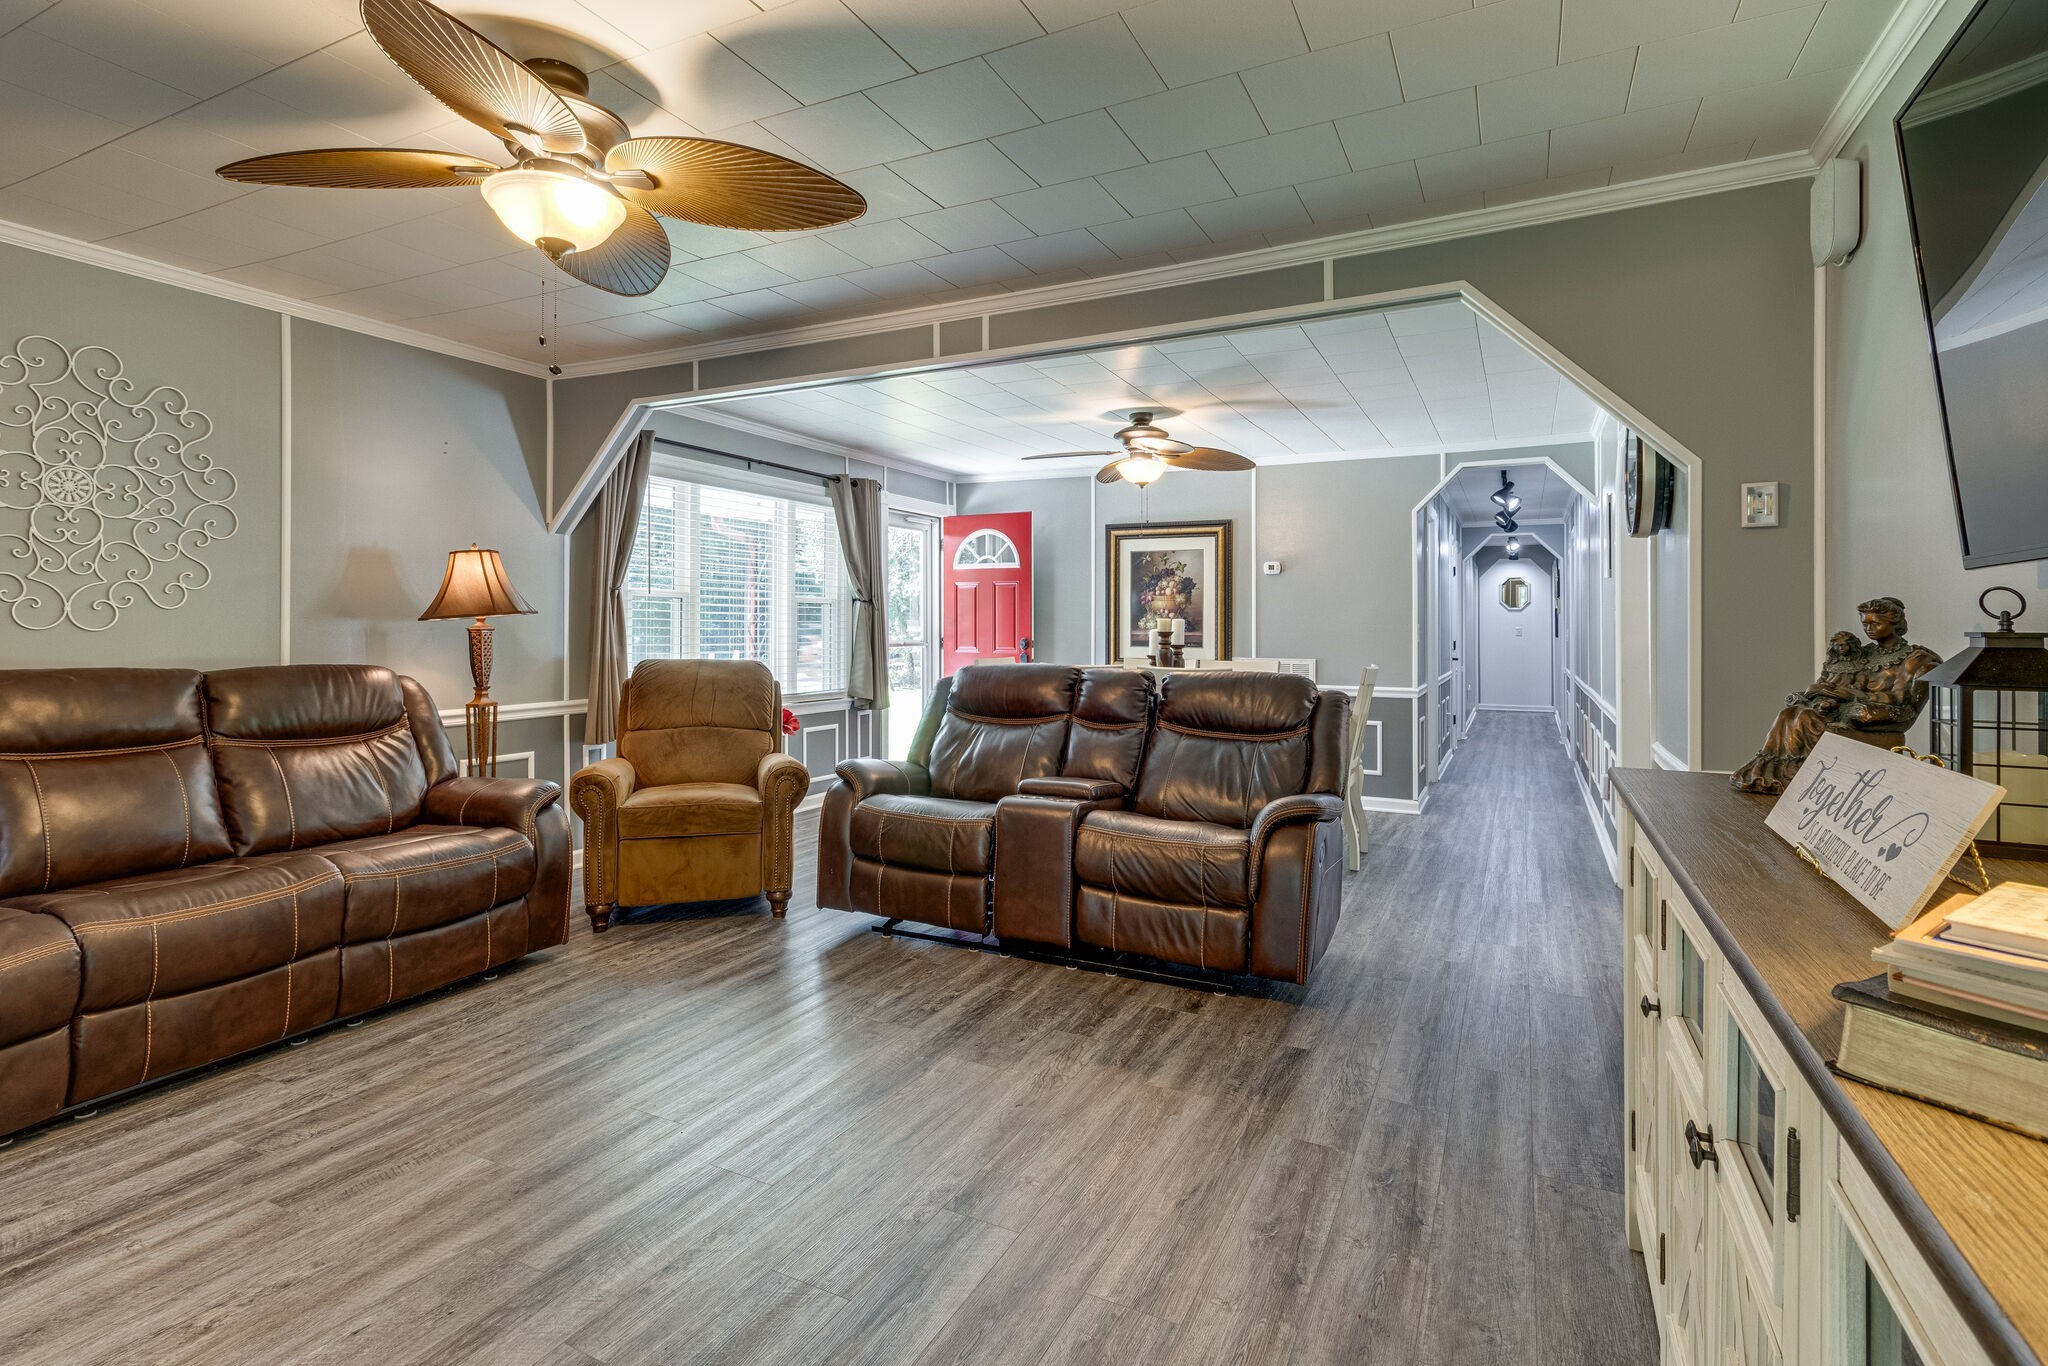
1491;470;1521;516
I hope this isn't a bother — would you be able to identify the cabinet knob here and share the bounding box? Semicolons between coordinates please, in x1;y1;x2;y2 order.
1685;1119;1719;1171
1639;994;1661;1018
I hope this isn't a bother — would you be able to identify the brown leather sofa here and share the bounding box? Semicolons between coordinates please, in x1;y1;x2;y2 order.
571;659;809;931
0;664;570;1141
818;665;1350;985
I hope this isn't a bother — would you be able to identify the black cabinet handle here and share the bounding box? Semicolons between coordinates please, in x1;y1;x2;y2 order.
1639;995;1661;1018
1685;1119;1719;1170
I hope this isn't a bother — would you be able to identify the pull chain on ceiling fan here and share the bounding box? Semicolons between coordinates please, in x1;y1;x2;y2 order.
216;0;868;297
1020;410;1257;486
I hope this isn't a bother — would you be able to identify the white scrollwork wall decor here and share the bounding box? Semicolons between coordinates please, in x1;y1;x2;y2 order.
0;335;236;631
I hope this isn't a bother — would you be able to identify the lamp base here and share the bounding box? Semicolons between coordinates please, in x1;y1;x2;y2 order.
465;619;499;777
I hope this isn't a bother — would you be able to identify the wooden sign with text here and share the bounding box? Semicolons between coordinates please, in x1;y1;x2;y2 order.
1764;733;2006;930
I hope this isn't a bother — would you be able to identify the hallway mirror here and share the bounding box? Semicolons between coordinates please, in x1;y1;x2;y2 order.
1500;576;1532;611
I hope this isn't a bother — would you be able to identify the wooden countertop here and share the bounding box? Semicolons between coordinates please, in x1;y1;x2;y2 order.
1613;768;2048;1366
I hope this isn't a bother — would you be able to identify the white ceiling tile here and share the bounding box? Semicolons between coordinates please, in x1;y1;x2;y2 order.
247;35;452;143
712;0;912;104
843;0;1045;71
716;287;815;320
1687;64;1850;153
0;27;193;125
1122;0;1307;87
582;69;704;140
1108;76;1265;162
1484;165;1612;205
602;35;799;131
1335;88;1479;169
1017;0;1143;31
1478;48;1637;141
841;259;951;295
823;217;945;265
679;252;799;291
1188;187;1312;239
904;199;1036;249
1391;0;1563;101
745;235;869;280
1547;99;1696;177
1292;0;1469;50
890;141;1036;206
1793;0;1892;75
0;79;129;181
1089;207;1209;255
921;244;1027;285
999;226;1121;270
984;17;1164;122
760;94;927;172
574;0;763;50
775;275;877;310
1294;161;1425;222
1099;152;1233;215
835;163;943;220
867;59;1041;149
997;178;1131;232
25;0;285;99
1239;35;1402;133
660;218;772;256
1210;124;1349;196
1628;6;1820;109
993;111;1145;183
1560;0;1739;62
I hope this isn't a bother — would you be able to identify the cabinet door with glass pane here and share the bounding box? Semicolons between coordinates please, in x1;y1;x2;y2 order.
1626;833;1665;1261
1655;895;1714;1366
1712;983;1799;1366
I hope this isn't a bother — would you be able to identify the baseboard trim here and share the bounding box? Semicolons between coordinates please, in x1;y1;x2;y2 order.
1357;795;1424;815
1474;704;1558;714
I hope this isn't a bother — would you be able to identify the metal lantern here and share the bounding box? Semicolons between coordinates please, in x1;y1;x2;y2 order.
1922;588;2048;860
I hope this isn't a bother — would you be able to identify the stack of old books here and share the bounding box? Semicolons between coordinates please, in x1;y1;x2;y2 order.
1833;882;2048;1139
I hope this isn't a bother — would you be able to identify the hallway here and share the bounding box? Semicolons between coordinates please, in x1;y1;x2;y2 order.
0;714;1654;1365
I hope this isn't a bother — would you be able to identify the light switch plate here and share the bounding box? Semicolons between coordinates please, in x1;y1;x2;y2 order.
1741;481;1782;528
1262;560;1281;575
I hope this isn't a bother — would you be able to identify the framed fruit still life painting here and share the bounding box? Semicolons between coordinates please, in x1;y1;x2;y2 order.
1104;519;1233;665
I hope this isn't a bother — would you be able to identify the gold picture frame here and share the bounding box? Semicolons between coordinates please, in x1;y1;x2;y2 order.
1104;519;1233;664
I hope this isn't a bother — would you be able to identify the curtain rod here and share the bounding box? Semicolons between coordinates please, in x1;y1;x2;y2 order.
652;435;842;485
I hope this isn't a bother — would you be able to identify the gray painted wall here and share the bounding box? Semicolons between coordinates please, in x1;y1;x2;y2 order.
0;240;282;667
1653;461;1691;765
1826;0;2038;718
955;475;1092;668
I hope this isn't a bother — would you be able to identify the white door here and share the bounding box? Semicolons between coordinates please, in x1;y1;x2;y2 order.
1478;559;1552;710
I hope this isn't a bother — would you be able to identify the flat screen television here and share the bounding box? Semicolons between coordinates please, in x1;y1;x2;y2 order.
1897;0;2048;568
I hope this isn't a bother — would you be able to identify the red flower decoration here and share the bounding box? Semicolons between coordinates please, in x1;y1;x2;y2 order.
781;708;800;736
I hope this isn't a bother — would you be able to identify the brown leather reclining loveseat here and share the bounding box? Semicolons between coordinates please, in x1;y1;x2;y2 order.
817;664;1349;985
0;664;570;1142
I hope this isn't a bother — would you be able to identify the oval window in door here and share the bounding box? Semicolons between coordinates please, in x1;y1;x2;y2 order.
1500;576;1532;610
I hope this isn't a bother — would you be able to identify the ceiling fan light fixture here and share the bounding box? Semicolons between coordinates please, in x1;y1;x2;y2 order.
482;162;626;256
1116;453;1169;486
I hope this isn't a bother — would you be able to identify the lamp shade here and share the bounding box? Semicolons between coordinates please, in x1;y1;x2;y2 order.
420;544;535;621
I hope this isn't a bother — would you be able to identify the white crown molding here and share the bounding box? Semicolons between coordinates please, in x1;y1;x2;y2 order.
1902;45;2048;127
1813;0;1949;159
0;214;550;379
553;150;1818;381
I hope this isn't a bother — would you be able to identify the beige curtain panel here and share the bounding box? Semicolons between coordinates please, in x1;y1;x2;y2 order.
830;475;888;710
583;429;654;746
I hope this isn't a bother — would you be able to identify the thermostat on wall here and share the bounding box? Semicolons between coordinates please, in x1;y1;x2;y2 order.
1811;158;1862;267
1262;560;1282;575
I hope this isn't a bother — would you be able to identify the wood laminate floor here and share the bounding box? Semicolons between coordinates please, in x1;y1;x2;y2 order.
0;712;1655;1365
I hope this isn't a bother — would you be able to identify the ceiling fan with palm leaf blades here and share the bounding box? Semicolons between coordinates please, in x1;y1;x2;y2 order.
216;0;866;297
1021;410;1256;485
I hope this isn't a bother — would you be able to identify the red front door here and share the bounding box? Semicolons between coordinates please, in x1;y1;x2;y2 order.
941;512;1033;674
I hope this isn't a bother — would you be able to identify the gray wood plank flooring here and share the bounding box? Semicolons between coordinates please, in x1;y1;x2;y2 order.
0;712;1656;1364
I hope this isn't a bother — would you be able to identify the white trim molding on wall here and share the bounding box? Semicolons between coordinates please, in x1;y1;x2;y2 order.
439;698;589;727
1650;742;1690;772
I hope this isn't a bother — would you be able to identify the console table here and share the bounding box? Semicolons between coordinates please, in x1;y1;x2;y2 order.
1613;769;2048;1366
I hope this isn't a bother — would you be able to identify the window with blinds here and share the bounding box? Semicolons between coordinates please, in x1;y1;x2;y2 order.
624;461;851;700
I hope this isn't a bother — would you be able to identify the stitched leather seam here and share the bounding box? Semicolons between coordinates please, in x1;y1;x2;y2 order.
484;853;497;970
854;808;988;827
212;720;409;749
1069;716;1144;732
385;875;403;1005
68;875;339;931
946;710;1065;726
1158;721;1310;742
163;750;192;868
282;888;299;1040
1084;828;1245;851
0;941;71;973
1295;828;1315;985
141;924;159;1084
265;748;297;850
339;848;506;881
25;759;51;891
0;735;207;761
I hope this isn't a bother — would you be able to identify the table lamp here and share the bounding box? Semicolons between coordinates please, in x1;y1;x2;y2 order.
420;544;535;776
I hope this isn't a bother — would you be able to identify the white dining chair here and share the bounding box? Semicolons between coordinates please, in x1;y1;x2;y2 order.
1344;664;1379;872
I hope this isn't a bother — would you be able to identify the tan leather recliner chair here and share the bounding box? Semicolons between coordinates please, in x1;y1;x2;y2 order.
571;659;809;931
